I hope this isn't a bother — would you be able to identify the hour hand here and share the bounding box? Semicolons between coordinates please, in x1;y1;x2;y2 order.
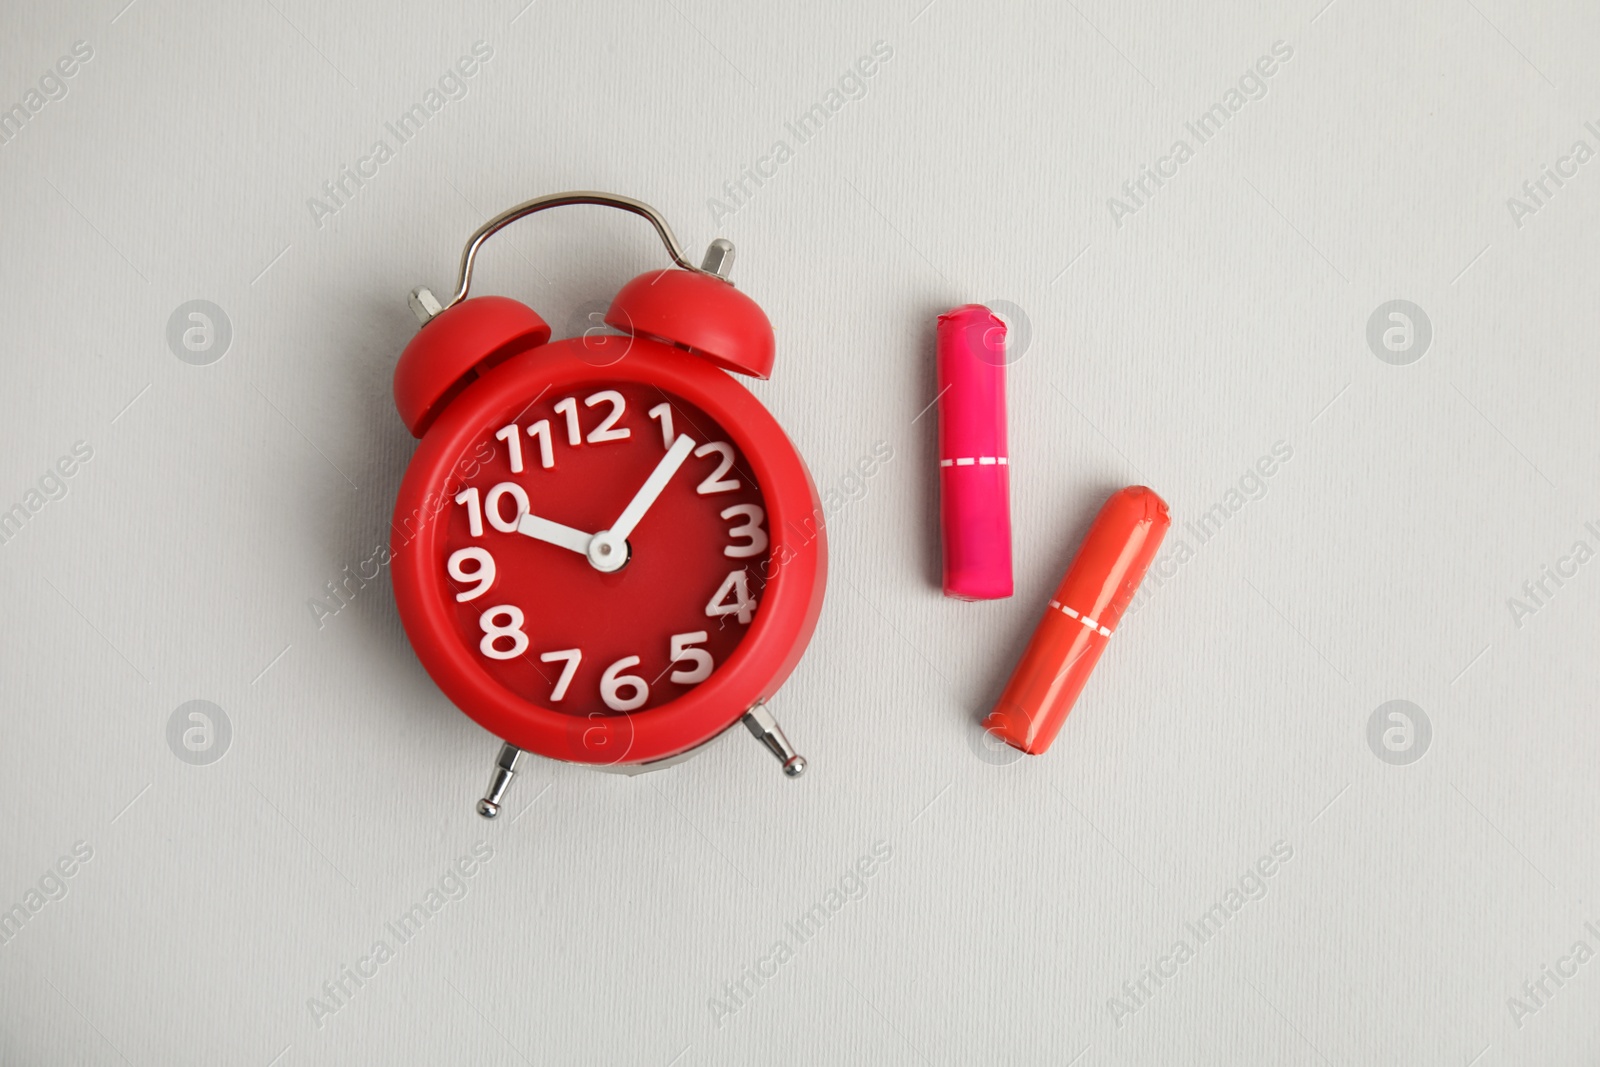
516;511;594;556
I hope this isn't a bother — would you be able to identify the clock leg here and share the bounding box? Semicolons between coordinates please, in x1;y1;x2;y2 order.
475;741;523;818
742;702;806;778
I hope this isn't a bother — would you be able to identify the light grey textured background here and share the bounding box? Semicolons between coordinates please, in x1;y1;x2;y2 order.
2;0;1598;1063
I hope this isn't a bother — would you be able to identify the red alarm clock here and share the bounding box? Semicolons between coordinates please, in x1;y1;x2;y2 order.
389;193;826;817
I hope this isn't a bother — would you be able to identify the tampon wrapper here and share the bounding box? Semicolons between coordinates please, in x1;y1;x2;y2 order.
983;486;1170;755
937;305;1012;600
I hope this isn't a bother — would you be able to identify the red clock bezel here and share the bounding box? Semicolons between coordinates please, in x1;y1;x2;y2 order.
391;332;827;766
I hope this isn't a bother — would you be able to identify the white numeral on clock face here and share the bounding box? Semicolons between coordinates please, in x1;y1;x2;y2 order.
648;402;674;449
455;487;484;537
694;441;739;494
669;631;713;684
494;422;523;473
447;547;496;601
584;390;631;443
553;397;581;446
600;656;649;711
706;569;756;624
720;504;768;558
527;420;554;468
551;392;633;449
540;648;582;701
479;605;529;659
484;482;529;533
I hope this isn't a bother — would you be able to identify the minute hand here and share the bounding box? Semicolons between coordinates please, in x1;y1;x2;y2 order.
607;433;696;541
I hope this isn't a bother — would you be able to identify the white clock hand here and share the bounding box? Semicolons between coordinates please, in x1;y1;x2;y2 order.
609;433;696;540
587;433;696;572
516;511;595;556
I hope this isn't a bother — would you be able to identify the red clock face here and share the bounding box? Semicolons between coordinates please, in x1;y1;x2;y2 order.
438;380;769;720
392;332;826;767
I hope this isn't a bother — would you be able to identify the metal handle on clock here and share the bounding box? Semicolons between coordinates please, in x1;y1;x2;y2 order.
412;192;737;325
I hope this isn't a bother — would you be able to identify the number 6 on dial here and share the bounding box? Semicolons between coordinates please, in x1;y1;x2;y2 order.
600;656;649;711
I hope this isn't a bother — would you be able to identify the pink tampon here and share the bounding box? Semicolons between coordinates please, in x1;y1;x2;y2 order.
937;304;1012;600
